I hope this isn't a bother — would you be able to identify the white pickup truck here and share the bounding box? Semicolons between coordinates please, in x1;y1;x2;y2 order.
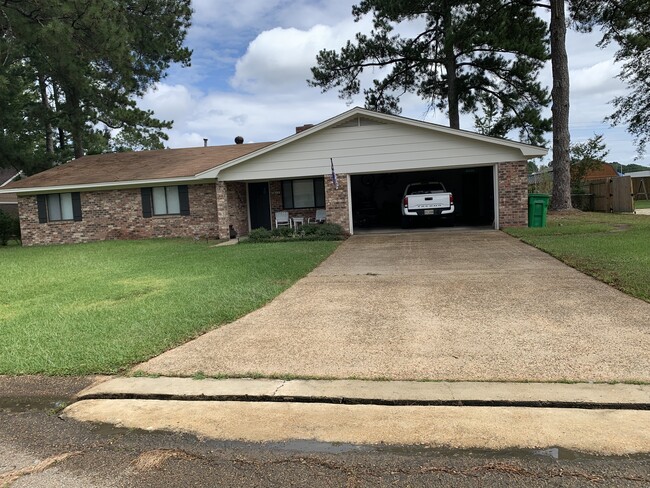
401;182;454;227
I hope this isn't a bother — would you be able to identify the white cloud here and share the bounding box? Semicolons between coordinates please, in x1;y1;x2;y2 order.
135;2;649;166
571;59;622;96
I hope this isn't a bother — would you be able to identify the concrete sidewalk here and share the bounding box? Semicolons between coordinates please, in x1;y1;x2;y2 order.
77;376;650;408
65;377;650;455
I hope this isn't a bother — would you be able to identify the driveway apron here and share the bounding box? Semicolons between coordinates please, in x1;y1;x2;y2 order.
138;231;650;382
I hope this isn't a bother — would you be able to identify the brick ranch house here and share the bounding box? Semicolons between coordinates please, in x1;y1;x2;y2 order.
1;107;547;246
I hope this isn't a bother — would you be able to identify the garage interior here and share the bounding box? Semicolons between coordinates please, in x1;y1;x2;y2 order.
351;166;495;229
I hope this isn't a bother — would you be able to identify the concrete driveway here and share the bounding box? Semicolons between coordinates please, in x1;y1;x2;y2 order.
139;231;650;382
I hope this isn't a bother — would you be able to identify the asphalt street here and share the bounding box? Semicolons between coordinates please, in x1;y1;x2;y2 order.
1;377;649;487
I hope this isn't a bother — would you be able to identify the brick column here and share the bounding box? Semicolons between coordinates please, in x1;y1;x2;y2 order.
498;161;528;227
324;173;350;233
226;182;249;237
215;180;230;238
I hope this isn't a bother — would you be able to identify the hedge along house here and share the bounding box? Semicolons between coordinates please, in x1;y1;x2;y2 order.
1;107;547;246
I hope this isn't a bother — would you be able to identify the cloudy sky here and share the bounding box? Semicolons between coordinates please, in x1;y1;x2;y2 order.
138;0;647;167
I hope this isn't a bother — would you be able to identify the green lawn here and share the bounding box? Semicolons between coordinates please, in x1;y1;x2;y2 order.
636;199;650;209
0;239;339;375
505;212;650;303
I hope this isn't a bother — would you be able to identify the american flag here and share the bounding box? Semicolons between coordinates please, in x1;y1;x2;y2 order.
330;158;339;189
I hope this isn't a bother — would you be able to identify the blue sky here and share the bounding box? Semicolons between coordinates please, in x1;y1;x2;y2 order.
138;0;648;167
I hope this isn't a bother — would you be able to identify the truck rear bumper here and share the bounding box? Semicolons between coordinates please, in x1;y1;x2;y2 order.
403;205;454;217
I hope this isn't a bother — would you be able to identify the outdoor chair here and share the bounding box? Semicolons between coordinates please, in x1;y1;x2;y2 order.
308;208;327;224
275;211;291;228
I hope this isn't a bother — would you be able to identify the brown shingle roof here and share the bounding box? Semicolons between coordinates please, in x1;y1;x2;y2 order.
6;142;274;190
584;163;619;180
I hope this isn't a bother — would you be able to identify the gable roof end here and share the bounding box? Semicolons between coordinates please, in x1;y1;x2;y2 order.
197;107;548;179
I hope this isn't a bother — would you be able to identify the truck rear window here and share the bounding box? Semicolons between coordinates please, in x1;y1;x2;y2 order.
407;183;444;194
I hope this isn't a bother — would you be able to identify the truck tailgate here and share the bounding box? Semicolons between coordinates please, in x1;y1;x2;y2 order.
407;194;451;211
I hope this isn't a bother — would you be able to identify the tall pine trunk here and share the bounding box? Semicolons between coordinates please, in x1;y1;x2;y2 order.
64;87;85;159
550;0;572;210
443;5;460;129
37;72;54;156
52;83;67;152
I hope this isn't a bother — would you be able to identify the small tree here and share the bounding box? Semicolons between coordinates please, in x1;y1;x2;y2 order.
570;134;609;191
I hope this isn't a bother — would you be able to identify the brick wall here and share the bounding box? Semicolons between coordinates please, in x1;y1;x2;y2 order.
324;173;350;233
269;181;319;223
268;176;350;232
18;184;220;246
498;161;528;227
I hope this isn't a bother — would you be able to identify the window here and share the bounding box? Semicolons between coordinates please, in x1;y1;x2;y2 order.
36;192;82;223
152;186;181;215
141;185;190;218
281;178;325;209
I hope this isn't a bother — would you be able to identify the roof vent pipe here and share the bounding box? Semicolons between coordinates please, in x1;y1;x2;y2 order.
235;136;244;144
203;138;208;147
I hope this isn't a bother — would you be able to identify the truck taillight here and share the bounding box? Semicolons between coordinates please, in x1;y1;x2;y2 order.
403;196;408;207
450;194;454;205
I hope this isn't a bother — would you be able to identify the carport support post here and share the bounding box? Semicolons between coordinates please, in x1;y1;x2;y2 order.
324;172;351;234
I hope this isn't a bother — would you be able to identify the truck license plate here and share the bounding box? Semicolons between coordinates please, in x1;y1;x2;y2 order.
424;210;434;215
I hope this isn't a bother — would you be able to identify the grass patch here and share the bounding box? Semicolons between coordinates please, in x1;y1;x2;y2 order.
635;199;650;209
0;238;339;375
505;211;650;302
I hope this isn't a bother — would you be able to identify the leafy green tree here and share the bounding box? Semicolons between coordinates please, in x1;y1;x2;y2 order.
0;0;192;168
570;0;650;156
621;163;650;173
309;0;551;145
569;134;609;190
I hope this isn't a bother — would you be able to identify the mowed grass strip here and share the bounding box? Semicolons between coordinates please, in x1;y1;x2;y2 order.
0;239;339;375
505;211;650;302
635;199;650;209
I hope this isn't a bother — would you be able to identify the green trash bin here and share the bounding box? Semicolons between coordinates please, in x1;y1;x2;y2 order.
528;194;550;228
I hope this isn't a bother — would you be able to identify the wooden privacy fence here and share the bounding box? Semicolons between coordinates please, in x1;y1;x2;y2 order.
588;176;634;213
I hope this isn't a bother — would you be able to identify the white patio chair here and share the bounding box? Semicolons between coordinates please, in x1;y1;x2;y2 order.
308;208;327;224
275;211;291;228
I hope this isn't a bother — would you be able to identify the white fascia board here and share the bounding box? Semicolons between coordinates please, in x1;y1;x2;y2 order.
0;176;213;195
0;170;23;187
197;107;548;179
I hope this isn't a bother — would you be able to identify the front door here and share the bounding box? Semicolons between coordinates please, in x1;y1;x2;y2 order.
248;182;271;230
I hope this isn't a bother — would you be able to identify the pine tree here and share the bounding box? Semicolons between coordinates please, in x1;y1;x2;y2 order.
309;0;552;146
0;0;192;169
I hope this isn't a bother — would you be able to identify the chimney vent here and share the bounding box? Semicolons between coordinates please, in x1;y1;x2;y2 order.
295;124;314;134
234;136;244;144
203;138;208;147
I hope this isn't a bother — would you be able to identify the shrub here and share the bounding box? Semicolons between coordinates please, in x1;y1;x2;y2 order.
0;210;19;245
248;227;272;241
272;226;295;238
245;223;346;243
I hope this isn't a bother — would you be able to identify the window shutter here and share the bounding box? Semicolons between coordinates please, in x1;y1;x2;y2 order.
71;192;83;221
141;188;152;218
36;195;48;223
178;185;190;216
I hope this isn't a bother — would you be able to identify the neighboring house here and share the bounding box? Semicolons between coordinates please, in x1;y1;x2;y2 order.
0;169;22;217
578;162;619;181
0;107;547;246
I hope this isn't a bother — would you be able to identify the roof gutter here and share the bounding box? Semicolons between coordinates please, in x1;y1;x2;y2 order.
0;175;215;195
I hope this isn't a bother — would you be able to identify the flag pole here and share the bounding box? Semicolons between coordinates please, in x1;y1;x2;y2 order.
330;158;339;190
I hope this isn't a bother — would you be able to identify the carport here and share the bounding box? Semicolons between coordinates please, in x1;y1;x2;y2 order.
351;166;495;229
